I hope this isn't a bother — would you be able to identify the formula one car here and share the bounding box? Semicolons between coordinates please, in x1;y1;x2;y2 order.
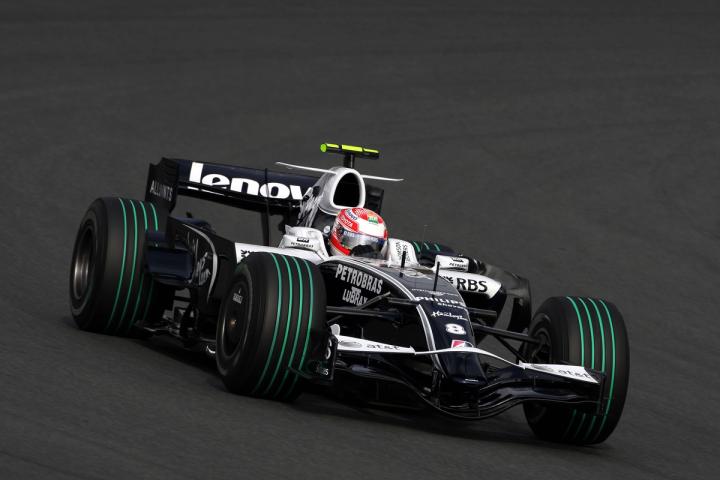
69;143;629;445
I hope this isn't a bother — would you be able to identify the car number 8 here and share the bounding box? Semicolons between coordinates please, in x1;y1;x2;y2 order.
445;323;466;335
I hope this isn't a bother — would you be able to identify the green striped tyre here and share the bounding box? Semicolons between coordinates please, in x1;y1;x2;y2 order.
216;252;326;401
409;241;455;267
409;241;451;254
70;197;168;335
522;296;630;445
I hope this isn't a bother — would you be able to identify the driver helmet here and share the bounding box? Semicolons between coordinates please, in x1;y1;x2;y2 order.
329;208;388;256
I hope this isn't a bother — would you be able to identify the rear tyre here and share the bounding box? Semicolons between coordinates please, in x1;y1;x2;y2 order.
522;296;629;445
69;197;167;335
409;240;455;267
216;252;326;401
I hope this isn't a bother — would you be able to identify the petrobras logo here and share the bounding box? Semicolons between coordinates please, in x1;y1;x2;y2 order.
335;264;383;294
342;287;367;306
449;257;467;268
434;254;470;272
284;235;318;251
188;162;304;200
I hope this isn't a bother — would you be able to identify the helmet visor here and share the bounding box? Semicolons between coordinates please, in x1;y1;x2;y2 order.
335;227;386;254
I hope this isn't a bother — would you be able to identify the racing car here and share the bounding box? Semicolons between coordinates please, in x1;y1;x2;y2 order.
69;143;629;445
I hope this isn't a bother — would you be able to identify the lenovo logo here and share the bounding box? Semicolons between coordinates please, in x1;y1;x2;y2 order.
188;162;305;200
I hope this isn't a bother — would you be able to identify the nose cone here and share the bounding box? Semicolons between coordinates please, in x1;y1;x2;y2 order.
415;298;487;385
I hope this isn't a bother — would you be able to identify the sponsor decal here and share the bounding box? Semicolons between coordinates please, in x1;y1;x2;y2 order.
288;236;318;250
447;258;467;269
441;275;488;293
402;269;428;278
339;338;409;351
237;248;253;259
434;254;470;272
187;233;212;286
521;363;598;383
367;214;379;224
285;235;318;250
539;365;590;378
184;225;218;301
188;162;304;200
149;180;174;202
314;363;330;376
194;251;212;286
411;288;462;299
335;264;383;294
415;296;467;309
528;364;554;373
365;343;403;350
298;186;320;223
430;310;467;321
451;339;473;348
444;322;467;334
338;214;356;230
342;287;368;306
232;293;244;304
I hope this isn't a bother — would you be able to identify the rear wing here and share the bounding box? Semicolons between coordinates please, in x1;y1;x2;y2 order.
145;158;320;215
144;157;385;243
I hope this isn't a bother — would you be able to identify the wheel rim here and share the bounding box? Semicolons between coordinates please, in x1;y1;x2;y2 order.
220;279;251;357
71;224;95;302
530;327;551;363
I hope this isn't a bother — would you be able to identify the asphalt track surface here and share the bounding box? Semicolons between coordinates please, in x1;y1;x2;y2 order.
1;1;719;478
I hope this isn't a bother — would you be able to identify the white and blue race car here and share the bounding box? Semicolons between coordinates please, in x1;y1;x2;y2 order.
69;143;629;445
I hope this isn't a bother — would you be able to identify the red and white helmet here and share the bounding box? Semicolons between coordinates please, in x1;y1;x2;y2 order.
329;208;388;257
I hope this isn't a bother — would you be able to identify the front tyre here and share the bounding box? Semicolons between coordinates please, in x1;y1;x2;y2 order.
522;296;630;445
216;252;327;401
69;197;167;335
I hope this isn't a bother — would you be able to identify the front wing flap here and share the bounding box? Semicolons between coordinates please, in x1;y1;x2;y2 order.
334;333;600;384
